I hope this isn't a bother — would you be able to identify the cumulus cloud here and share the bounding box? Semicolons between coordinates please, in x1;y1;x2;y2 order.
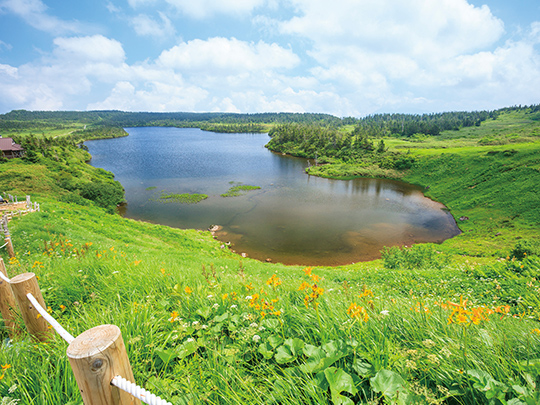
53;35;126;64
157;37;300;72
164;0;266;18
281;0;505;59
87;80;209;111
130;12;176;38
1;0;539;115
0;0;82;35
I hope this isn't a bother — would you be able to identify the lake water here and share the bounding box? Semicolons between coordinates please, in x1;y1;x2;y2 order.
86;127;460;266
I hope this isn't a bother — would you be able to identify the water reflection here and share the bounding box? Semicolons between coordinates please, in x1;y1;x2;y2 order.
86;127;460;266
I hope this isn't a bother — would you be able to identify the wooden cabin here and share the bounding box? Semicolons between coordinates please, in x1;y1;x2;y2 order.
0;136;25;159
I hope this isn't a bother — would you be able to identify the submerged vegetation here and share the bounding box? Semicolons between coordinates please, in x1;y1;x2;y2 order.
0;105;540;404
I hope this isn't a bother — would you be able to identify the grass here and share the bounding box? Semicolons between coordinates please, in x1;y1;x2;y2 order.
0;110;540;404
157;192;208;204
220;184;261;197
0;197;539;404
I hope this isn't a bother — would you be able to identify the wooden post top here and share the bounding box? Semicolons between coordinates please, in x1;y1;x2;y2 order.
67;324;122;359
10;272;36;284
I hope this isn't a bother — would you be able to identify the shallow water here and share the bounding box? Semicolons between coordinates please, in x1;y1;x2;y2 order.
86;127;460;266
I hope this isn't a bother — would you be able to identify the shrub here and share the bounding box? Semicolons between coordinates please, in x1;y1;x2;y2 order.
511;239;540;260
80;181;124;212
393;156;415;170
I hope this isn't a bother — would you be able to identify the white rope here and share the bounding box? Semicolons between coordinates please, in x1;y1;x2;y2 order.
111;376;172;405
0;242;7;249
26;293;75;344
0;271;9;283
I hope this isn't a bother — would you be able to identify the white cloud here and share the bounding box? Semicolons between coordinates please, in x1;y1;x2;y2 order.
164;0;265;18
1;1;539;116
157;37;300;73
0;63;17;78
53;35;126;64
0;0;81;35
0;40;12;51
126;0;158;7
130;12;175;38
87;80;209;111
281;0;505;59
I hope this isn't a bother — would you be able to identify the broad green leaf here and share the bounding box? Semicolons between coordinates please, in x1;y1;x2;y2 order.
467;369;508;393
284;338;305;356
262;318;280;330
370;369;408;399
300;345;327;373
155;348;176;364
275;344;296;364
315;370;330;391
323;340;352;358
268;335;283;349
352;359;375;377
303;344;324;358
214;311;229;322
324;367;358;405
176;339;198;359
196;307;212;319
258;342;274;359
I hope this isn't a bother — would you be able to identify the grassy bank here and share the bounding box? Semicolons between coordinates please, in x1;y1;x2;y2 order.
0;109;539;404
0;199;539;404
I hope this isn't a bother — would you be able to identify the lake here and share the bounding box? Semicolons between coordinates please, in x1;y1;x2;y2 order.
86;127;460;266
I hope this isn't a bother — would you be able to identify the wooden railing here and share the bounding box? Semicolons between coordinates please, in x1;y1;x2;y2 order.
0;198;172;405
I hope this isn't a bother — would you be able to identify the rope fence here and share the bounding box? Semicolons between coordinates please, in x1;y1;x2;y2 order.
0;198;173;405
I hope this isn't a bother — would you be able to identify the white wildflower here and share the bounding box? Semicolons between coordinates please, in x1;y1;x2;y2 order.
380;310;390;316
252;335;261;342
245;295;252;300
212;303;219;309
422;339;436;349
249;322;258;328
230;304;238;309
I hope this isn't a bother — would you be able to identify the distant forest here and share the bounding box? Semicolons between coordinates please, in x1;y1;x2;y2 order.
1;104;539;139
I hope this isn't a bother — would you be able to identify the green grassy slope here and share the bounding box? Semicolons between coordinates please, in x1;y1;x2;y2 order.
0;109;539;404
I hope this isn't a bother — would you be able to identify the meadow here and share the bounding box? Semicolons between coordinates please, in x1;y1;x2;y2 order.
0;108;539;404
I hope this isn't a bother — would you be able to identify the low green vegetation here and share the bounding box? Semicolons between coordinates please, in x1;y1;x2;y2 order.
221;183;261;197
0;136;124;213
0;105;539;404
157;192;208;204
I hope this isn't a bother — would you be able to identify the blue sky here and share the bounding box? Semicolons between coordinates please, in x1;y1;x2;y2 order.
0;0;539;116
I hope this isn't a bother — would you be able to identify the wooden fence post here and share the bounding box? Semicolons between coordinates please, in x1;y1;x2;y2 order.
2;216;15;258
0;258;19;338
4;237;14;258
10;272;51;341
67;325;142;405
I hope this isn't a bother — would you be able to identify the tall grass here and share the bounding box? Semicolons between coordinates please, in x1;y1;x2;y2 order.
0;200;539;404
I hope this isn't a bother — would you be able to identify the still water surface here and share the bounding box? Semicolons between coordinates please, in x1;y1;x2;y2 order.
86;127;460;266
